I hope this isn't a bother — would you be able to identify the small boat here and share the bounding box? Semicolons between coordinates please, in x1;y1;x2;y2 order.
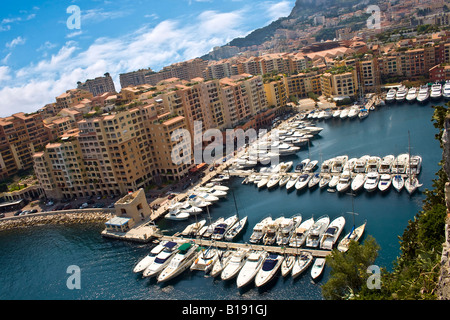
278;175;290;187
319;174;331;189
378;174;392;192
276;215;302;246
180;219;207;237
142;241;180;277
358;108;369;119
391;154;409;174
339;108;349;119
308;173;321;189
320;216;346;250
311;258;326;280
351;173;366;192
304;160;319;173
257;175;270;189
281;255;296;277
211;215;239;241
190;247;220;273
407;155;422;175
395;85;407;102
263;217;283;245
378;155;395;174
292;251;313;279
295;159;310;172
164;208;190;221
249;217;272;244
332;109;341;118
385;88;396;103
236;251;267;288
157;243;199;283
416;85;429;103
392;174;404;192
133;240;176;273
353;155;370;173
364;172;379;192
201;217;225;239
266;174;282;189
210;250;233;278
430;82;442;100
365;156;381;173
337;221;367;253
194;192;219;203
295;174;311;190
336;171;352;193
306;215;330;248
443;80;450;100
405;175;421;194
347;106;359;119
320;158;334;173
331;155;348;173
406;87;418;102
221;250;249;281
224;216;248;241
255;254;284;287
289;217;314;248
189;196;212;208
286;174;299;190
328;175;340;189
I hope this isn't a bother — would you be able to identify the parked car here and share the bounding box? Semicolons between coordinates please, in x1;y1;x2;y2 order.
14;210;22;216
29;209;38;214
79;203;89;209
63;204;72;210
167;194;176;200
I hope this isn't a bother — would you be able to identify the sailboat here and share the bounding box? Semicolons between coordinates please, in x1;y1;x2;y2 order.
337;193;366;253
223;186;247;241
404;131;422;195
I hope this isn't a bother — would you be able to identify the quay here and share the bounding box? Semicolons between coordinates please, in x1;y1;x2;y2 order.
157;234;332;258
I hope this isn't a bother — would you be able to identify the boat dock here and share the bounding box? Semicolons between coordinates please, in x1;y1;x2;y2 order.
157;234;332;258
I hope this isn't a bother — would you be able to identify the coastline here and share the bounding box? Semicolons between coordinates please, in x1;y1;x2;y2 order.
0;209;113;231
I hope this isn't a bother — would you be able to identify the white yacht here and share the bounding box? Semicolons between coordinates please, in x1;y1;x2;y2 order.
319;174;331;189
254;254;284;287
289;217;314;248
339;108;349;119
378;155;395;174
430;82;442;100
332;109;341;118
295;174;311;190
320;158;334;173
320;216;346;250
353;155;370;173
347;106;360;119
257;175;270;189
365;156;381;173
266;174;282;189
295;159;309;172
190;247;220;273
157;243;199;283
236;251;267;288
407;155;422;175
364;172;379;192
392;174;404;192
142;242;180;277
351;173;366;192
291;251;313;279
378;174;392;192
311;258;326;280
271;141;300;156
262;217;283;245
304;160;319;173
391;153;409;174
306;215;330;248
308;173;321;189
276;215;302;246
278;174;290;188
180;219;206;237
211;215;238;241
385;88;396;103
285;174;299;190
395;86;407;102
133;241;176;273
201;217;225;239
358;108;369;120
406;87;418;103
164;208;190;221
337;221;367;253
405;175;422;194
328;174;340;189
224;216;248;242
443;81;450;100
281;255;296;277
416;85;430;103
331;155;348;173
221;249;249;281
336;171;352;193
249;217;272;244
210;250;233;278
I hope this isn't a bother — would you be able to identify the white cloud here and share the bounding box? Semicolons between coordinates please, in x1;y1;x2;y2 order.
1;53;12;64
264;1;293;22
5;36;26;49
66;30;83;38
0;66;11;82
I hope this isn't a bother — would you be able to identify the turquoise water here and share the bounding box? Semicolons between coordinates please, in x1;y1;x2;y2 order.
0;100;445;300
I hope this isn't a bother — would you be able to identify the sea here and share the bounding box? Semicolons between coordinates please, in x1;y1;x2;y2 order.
0;99;446;301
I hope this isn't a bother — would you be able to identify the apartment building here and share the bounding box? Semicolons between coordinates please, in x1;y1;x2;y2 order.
264;78;288;109
55;89;94;113
77;73;116;97
219;76;252;129
119;68;154;88
320;68;359;98
144;58;208;85
429;63;450;81
283;71;322;99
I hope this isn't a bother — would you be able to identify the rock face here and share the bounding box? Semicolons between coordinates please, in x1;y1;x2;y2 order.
442;116;450;179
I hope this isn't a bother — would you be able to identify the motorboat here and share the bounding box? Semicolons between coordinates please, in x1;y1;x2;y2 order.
347;106;360;119
142;241;180;277
319;174;331;189
343;157;357;172
332;109;341;118
351;173;366;192
364;172;379;192
201;217;225;239
257;175;270;189
295;174;311;190
295;159;309;172
406;87;418;103
395;86;407;102
385;88;396;103
336;171;352;193
291;251;313;279
320;158;334;173
339;108;349;119
416;85;430;103
392;174;404;192
286;174;299;190
249;217;272;244
133;240;176;273
308;173;321;189
405;175;422;194
430;82;442;100
266;174;282;189
221;250;249;281
262;217;283;245
271;141;300;156
164;208;190;221
279;161;293;172
255;254;284;287
328;175;340;189
337;221;367;253
378;155;395;174
210;250;233;278
157;243;199;283
353;155;370;173
306;215;330;248
279;175;290;187
192;192;219;203
224;216;248;241
289;217;314;248
407;155;422;175
378;174;392;192
188;196;211;208
304;160;319;173
331;156;348;173
311;258;326;280
365;156;381;173
320;216;346;250
180;219;207;237
281;255;296;277
276;215;302;246
358;108;369;120
443;81;450;100
236;251;267;288
391;154;409;174
190;247;220;273
211;215;238;241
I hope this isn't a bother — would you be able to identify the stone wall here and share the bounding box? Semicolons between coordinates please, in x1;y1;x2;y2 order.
437;183;450;300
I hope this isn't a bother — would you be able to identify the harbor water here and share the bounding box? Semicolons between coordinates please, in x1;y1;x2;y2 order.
0;100;445;300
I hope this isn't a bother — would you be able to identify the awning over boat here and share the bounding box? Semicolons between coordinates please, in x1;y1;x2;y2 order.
178;243;192;252
164;241;178;249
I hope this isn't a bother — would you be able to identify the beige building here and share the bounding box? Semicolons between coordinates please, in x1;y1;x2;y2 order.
264;77;288;109
320;68;359;98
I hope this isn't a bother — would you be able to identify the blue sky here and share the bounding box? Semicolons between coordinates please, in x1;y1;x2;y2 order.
0;0;294;117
